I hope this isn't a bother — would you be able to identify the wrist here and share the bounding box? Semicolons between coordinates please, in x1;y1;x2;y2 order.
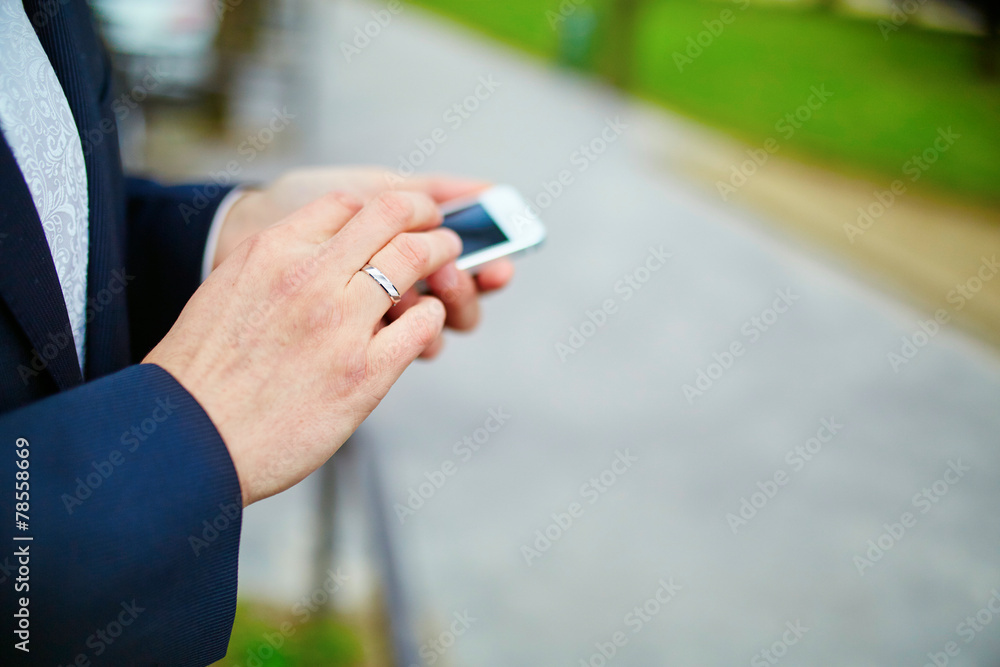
212;189;270;271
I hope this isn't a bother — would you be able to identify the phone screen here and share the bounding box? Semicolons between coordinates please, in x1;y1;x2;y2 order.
443;204;509;257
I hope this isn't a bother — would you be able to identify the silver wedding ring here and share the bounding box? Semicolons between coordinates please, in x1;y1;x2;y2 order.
361;264;401;306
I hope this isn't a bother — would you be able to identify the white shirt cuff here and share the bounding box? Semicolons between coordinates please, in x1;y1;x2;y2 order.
201;187;249;282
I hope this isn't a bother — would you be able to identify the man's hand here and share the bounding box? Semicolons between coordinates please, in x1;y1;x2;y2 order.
145;190;463;506
214;167;514;355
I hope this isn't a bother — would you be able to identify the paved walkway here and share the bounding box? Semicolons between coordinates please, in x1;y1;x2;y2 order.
231;1;1000;664
638;103;1000;351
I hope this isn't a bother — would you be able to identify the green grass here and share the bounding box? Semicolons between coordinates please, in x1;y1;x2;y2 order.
404;0;1000;203
212;601;364;667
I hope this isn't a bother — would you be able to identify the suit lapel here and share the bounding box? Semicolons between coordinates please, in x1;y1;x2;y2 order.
0;137;84;390
25;0;132;380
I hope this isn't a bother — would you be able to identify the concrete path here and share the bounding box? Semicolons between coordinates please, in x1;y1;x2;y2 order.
641;102;1000;353
235;1;1000;665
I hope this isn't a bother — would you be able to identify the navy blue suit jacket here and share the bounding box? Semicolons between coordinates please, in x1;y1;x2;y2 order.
1;1;242;664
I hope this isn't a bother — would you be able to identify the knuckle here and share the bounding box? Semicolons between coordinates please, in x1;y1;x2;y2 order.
336;343;369;389
276;256;315;296
303;301;343;339
373;191;415;229
239;231;280;272
394;234;431;271
243;229;272;256
276;265;304;297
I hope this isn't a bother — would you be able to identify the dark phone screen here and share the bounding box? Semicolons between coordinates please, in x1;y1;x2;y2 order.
443;204;509;257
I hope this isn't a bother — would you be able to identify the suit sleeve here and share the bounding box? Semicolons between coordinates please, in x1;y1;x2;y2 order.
0;363;242;666
125;178;237;361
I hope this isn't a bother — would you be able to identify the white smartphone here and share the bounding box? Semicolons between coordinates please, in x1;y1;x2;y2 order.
440;185;546;272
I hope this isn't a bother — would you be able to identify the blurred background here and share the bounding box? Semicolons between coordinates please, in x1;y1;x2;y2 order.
89;0;999;664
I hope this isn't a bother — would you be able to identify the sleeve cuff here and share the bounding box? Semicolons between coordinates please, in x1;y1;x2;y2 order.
201;186;250;282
